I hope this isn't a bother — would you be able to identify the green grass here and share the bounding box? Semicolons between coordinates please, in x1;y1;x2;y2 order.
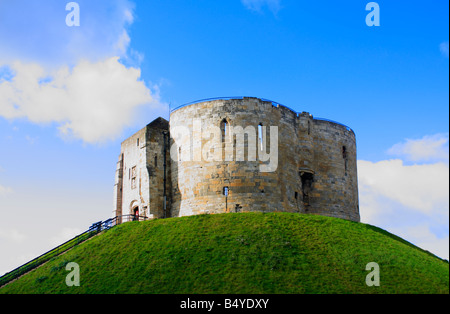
1;212;448;294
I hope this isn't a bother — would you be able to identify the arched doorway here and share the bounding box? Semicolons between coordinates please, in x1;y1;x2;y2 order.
132;207;139;221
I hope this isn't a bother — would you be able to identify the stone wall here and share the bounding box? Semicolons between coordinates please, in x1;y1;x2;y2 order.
146;118;171;219
169;97;360;222
115;97;360;222
114;118;170;220
309;119;359;221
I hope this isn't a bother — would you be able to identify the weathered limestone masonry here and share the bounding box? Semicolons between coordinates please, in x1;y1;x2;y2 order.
114;97;360;222
114;117;171;221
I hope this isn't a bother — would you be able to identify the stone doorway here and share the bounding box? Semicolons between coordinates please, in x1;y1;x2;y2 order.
133;207;139;221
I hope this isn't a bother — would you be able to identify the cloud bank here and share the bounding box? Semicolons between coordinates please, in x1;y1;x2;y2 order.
359;159;448;216
358;134;449;259
0;58;158;143
387;133;449;163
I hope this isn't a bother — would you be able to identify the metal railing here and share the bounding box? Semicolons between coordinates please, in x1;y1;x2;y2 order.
169;96;354;133
314;117;354;133
170;96;288;113
0;214;149;288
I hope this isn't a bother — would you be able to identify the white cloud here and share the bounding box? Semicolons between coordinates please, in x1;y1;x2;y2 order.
358;134;449;260
123;8;134;24
440;41;449;58
387;133;449;163
241;0;281;14
390;225;449;261
0;57;166;143
115;30;132;56
358;159;449;214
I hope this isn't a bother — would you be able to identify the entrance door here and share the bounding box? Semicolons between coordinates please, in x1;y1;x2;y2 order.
133;207;139;221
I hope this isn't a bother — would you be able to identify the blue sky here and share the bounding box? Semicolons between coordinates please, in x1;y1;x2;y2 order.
0;0;448;275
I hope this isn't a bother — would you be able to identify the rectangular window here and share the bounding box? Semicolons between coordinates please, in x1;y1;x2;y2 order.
343;146;348;175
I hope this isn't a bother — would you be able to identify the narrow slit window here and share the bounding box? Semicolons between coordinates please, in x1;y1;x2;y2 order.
342;146;348;174
221;119;228;143
137;138;139;146
258;124;263;151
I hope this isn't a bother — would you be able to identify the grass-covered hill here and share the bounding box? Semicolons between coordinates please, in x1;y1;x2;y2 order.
1;212;448;294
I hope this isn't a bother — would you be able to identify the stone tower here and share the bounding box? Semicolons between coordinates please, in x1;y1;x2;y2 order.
114;97;360;222
113;117;171;222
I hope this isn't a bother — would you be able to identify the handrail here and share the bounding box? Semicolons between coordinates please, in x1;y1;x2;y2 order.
0;214;150;288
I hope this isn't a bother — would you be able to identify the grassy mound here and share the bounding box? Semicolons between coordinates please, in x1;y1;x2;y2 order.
1;212;448;294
